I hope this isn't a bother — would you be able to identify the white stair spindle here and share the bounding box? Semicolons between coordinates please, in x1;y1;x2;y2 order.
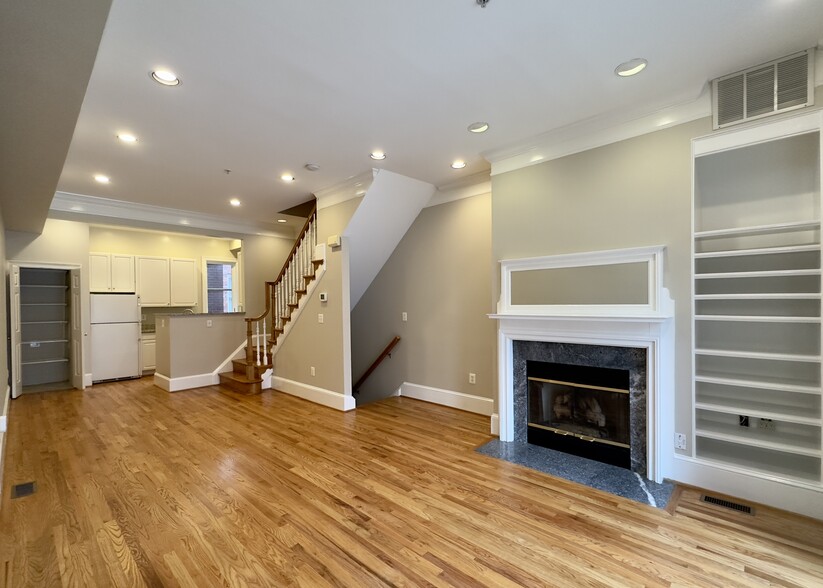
262;319;268;365
255;322;261;366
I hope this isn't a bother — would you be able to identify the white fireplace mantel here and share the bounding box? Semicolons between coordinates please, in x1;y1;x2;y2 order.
491;246;675;483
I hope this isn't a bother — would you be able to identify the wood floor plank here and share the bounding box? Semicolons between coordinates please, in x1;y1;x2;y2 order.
1;377;822;587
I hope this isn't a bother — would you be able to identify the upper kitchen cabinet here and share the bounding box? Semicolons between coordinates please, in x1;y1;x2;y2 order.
137;256;171;306
170;258;198;306
89;253;135;293
137;256;198;307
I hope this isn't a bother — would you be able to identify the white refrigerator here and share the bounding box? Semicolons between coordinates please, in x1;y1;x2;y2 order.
91;293;141;382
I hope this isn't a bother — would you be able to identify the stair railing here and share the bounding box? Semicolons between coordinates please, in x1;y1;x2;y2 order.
353;336;401;394
245;204;318;371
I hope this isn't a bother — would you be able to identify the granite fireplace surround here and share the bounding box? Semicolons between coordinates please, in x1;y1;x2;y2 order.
513;340;648;474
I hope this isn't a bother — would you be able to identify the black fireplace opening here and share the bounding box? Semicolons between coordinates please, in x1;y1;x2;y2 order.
527;360;631;469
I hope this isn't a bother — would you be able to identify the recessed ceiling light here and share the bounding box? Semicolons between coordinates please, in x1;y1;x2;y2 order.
467;122;489;134
277;219;288;223
70;205;84;212
451;160;467;169
615;58;648;77
229;198;241;207
151;70;180;86
369;151;386;160
179;219;190;225
117;133;137;143
281;174;295;182
94;174;110;184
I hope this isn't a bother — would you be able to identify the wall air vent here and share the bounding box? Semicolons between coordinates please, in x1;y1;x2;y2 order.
712;49;815;130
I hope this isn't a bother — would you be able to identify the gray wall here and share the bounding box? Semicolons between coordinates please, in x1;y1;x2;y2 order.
351;193;495;404
155;314;246;378
492;117;713;447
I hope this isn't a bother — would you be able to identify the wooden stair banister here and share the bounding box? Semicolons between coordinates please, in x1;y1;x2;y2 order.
353;336;401;394
242;203;318;381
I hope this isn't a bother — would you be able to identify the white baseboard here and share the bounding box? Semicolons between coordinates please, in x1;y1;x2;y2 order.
84;373;93;388
0;386;9;498
398;382;494;416
153;372;219;393
0;385;9;433
490;413;499;436
672;455;823;521
272;376;355;411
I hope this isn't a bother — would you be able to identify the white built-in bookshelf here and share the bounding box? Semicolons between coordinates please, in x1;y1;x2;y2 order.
692;110;823;487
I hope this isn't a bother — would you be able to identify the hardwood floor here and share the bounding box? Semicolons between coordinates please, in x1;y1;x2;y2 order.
1;378;822;587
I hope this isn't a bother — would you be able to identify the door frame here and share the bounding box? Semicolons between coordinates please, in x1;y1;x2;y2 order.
8;261;85;397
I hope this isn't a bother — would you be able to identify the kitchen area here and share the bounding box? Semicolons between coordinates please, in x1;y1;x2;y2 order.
87;226;244;382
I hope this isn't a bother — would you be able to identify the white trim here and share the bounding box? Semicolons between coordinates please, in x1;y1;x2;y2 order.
693;108;823;157
51;191;293;238
272;376;355;411
0;386;9;433
486;91;712;176
398;382;494;416
427;171;491;208
493;315;674;484
153;372;219;392
84;373;93;387
490;413;499;436
314;171;375;210
673;455;823;520
498;245;673;318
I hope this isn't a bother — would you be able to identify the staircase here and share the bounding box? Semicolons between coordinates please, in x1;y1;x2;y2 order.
219;204;320;394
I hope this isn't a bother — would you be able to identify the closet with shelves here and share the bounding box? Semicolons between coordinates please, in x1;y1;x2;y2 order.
692;110;822;486
19;268;71;388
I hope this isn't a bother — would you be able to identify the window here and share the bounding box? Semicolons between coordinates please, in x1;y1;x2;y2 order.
206;262;234;313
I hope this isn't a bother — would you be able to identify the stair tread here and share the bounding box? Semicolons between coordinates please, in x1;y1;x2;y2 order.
220;372;262;384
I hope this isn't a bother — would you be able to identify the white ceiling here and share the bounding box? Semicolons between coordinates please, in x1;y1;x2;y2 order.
56;0;823;227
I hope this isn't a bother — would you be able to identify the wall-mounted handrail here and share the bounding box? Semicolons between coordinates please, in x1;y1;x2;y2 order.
353;336;401;393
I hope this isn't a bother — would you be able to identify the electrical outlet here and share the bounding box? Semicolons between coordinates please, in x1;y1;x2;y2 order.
318;313;324;324
206;319;213;327
758;418;775;431
674;433;687;450
402;312;408;322
739;415;749;427
469;372;476;384
310;366;316;376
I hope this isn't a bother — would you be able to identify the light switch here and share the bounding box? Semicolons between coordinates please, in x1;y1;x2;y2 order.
402;312;408;322
318;313;324;324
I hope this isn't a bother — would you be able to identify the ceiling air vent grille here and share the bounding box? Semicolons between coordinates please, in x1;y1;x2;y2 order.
712;49;815;129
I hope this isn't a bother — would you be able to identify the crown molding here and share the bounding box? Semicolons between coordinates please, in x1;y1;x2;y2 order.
427;170;491;208
50;191;294;238
485;90;713;176
314;170;375;210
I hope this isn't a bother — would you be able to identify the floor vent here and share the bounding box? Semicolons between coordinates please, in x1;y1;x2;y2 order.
11;481;36;499
701;494;754;515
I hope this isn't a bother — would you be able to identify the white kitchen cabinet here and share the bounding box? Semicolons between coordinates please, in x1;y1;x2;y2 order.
137;257;171;306
141;333;156;372
170;258;198;306
90;253;136;292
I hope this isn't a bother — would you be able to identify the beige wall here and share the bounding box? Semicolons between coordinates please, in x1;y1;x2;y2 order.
492;117;714;446
155;313;246;378
351;193;495;404
89;226;238;312
241;234;293;316
273;198;361;395
0;208;8;470
6;219;92;378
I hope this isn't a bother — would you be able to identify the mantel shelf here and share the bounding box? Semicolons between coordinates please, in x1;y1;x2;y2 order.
489;313;672;323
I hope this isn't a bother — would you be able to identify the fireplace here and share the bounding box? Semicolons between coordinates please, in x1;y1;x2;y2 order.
527;361;631;468
492;246;675;482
